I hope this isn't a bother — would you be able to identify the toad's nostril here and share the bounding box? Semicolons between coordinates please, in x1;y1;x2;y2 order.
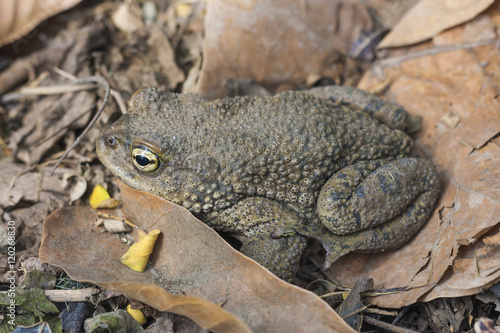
105;136;118;147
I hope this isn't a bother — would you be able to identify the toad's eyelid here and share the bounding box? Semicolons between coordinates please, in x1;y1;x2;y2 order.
131;140;161;153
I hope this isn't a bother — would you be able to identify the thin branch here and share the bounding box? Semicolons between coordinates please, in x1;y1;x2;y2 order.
50;76;110;175
363;315;420;333
0;287;121;302
377;38;500;68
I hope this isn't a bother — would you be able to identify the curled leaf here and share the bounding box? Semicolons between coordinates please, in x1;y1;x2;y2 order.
89;184;110;209
126;304;147;325
103;219;132;233
62;172;87;203
121;229;161;272
97;198;121;209
89;184;120;209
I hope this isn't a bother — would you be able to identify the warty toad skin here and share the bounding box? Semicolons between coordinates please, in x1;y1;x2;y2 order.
97;86;440;280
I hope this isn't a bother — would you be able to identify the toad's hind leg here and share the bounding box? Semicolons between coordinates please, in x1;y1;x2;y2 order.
315;158;439;269
207;197;308;281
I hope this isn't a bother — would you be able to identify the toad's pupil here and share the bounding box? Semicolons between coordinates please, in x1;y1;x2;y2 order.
135;155;150;166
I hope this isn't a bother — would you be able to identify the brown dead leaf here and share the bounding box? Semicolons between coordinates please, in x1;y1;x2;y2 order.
326;3;500;308
379;0;495;48
362;0;420;29
39;181;355;333
102;219;131;233
430;227;500;299
0;161;67;208
0;18;108;95
144;312;204;333
147;25;185;90
0;161;66;283
62;171;87;203
484;232;500;246
9;88;94;164
40;206;250;333
0;0;83;48
111;2;144;34
109;24;185;93
6;22;109;164
198;0;371;99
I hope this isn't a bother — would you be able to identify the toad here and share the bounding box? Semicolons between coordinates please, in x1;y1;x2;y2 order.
97;86;440;280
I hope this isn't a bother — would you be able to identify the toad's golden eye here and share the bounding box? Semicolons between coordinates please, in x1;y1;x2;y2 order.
131;147;160;172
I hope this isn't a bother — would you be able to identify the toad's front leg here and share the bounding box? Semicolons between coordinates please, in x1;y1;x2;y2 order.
206;197;308;281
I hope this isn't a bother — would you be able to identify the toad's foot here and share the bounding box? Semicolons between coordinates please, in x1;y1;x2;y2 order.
296;198;438;271
302;208;435;270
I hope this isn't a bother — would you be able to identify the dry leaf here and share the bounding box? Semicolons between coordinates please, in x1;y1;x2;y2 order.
97;198;121;209
62;172;87;203
198;0;371;99
474;317;500;333
39;182;356;333
111;2;144;34
175;3;194;19
147;24;185;90
484;233;500;245
9;88;96;164
326;3;500;308
127;304;147;325
110;24;185;93
89;184;111;209
0;161;68;208
379;0;495;48
0;0;83;48
0;162;67;284
121;229;161;272
103;219;132;233
40;207;250;332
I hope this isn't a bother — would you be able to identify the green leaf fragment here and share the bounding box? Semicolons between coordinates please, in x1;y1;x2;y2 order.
84;309;144;333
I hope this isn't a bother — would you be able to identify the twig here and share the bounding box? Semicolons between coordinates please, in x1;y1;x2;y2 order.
320;290;348;298
95;211;144;232
110;87;128;114
54;67;127;114
363;315;420;333
0;83;98;103
45;287;100;302
50;76;110;175
20;83;99;95
364;308;398;316
35;169;44;202
0;287;121;302
377;37;500;68
342;305;369;320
